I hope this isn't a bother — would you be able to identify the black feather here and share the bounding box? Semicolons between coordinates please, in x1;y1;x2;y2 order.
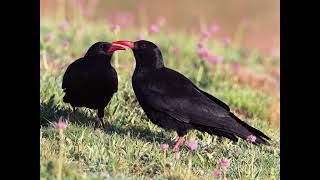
128;40;271;147
61;42;118;124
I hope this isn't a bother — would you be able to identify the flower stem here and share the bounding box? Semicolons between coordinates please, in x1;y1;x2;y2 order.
57;128;64;180
186;153;192;180
250;144;255;179
196;64;204;85
42;49;48;70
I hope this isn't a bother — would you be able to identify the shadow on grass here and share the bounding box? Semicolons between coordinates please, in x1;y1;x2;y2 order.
40;95;172;144
40;95;95;127
105;123;173;145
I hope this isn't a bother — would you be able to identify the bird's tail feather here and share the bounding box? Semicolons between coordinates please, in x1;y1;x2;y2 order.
195;126;239;142
229;112;271;145
63;94;70;103
195;113;271;145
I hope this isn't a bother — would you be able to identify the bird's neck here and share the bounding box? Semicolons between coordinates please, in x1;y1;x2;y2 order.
87;55;111;67
134;57;165;73
134;64;163;74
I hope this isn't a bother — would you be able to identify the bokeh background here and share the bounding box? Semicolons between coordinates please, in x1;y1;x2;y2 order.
40;0;279;56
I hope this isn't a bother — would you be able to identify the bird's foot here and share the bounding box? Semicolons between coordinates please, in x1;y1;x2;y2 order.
172;136;185;152
71;107;77;120
172;146;179;153
96;117;106;129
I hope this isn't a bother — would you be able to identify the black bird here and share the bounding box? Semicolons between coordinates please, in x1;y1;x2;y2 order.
62;42;125;128
112;40;270;151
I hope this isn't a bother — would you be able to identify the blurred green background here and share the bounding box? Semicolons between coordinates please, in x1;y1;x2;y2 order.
40;0;279;56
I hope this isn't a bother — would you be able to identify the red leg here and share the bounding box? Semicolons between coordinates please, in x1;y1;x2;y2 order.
172;136;185;152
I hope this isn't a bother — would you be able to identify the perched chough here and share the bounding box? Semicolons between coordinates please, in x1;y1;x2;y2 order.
62;42;125;128
112;40;270;151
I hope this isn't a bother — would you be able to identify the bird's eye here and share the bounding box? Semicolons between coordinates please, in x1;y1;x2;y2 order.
141;44;147;49
100;44;105;49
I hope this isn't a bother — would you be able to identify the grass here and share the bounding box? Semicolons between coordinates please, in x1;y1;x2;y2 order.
40;20;280;179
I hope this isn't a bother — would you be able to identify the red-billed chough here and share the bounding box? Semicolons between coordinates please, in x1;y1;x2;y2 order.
111;40;271;151
62;42;125;129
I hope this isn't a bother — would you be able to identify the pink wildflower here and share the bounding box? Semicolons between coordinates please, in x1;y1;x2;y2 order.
201;30;211;38
160;144;169;150
233;63;241;71
110;24;120;32
170;47;180;54
186;140;198;150
246;135;257;143
63;40;70;48
45;34;55;42
53;121;67;129
208;55;224;63
220;159;230;168
197;49;209;59
149;24;160;35
209;24;220;34
213;169;222;177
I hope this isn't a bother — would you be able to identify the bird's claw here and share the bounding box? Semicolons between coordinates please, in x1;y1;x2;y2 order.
172;147;179;153
96;117;106;130
172;136;185;153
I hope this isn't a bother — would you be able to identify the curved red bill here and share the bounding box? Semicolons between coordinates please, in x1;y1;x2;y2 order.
112;40;135;49
108;44;126;53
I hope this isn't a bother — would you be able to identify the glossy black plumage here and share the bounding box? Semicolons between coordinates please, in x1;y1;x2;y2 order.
62;42;120;128
113;40;270;150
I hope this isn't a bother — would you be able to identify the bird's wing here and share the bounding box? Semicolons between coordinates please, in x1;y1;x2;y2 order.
110;68;118;93
193;86;230;111
62;58;87;91
62;65;73;90
137;68;232;128
136;68;271;143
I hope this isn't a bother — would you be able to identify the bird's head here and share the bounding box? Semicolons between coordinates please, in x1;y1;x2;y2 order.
111;40;164;69
84;42;125;58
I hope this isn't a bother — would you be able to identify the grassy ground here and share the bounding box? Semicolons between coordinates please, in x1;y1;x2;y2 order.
40;20;280;179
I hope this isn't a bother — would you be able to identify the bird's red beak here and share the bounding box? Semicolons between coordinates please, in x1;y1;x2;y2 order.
112;40;135;49
108;44;126;53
